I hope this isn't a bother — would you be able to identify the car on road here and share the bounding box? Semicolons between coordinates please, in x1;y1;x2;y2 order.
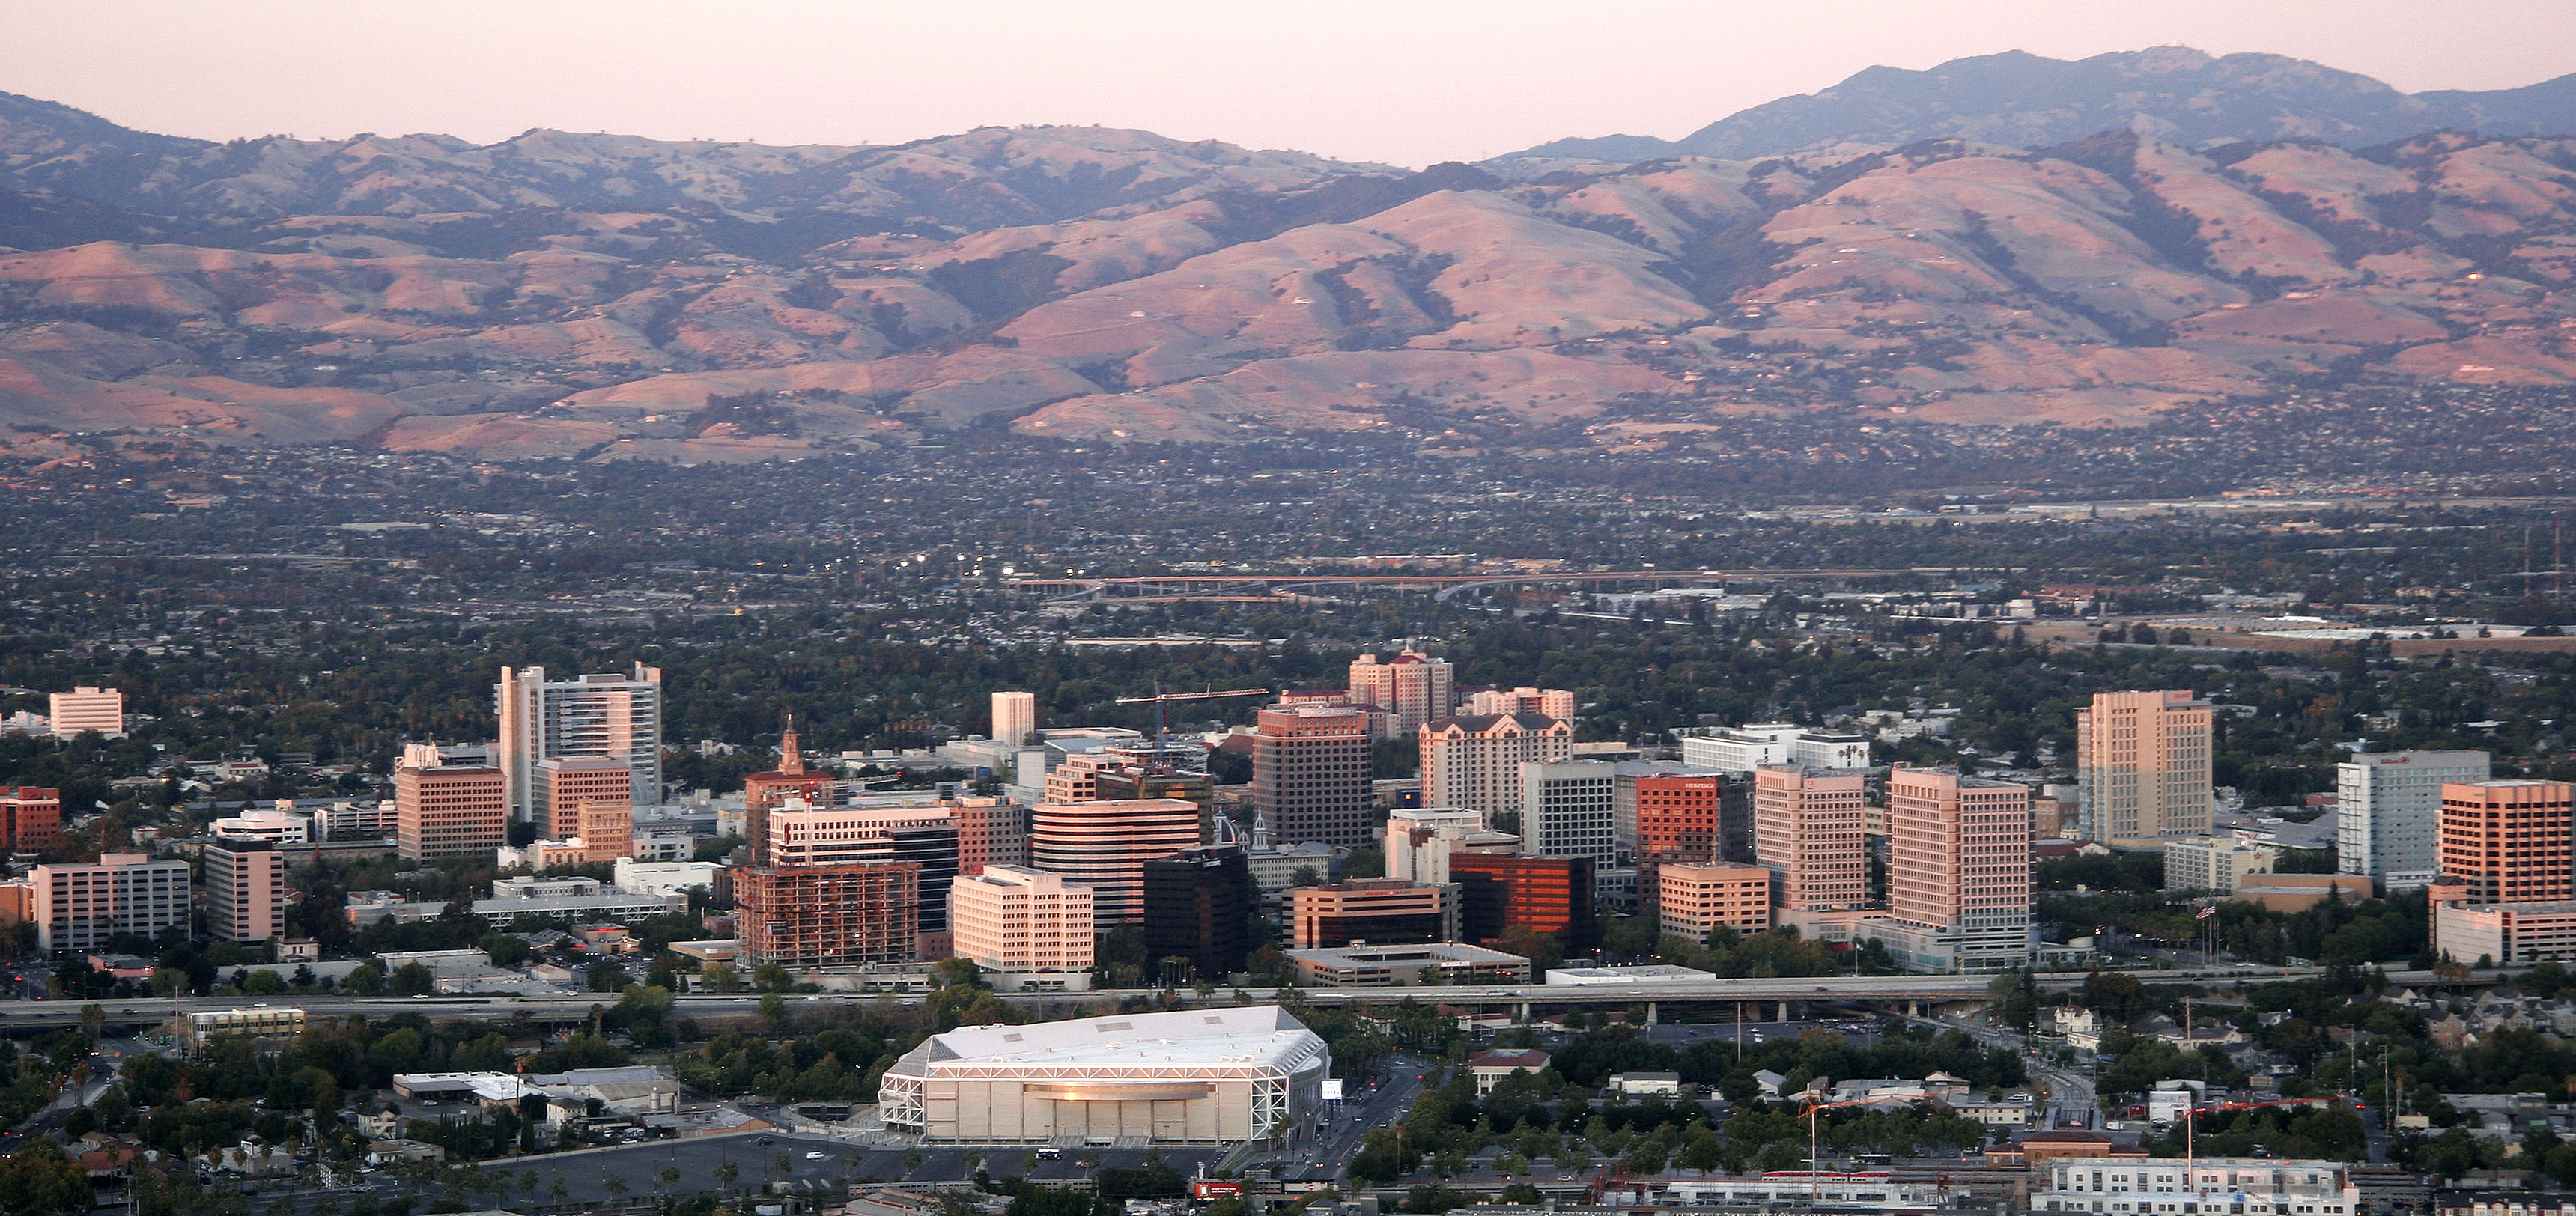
806;1152;826;1159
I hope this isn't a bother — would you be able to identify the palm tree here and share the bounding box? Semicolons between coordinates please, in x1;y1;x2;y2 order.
714;1161;740;1195
550;1177;570;1205
656;1167;680;1196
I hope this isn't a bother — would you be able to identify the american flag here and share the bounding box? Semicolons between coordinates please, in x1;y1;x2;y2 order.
2195;905;2216;920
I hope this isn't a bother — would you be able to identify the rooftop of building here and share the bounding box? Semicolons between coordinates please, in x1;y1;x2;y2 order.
1284;942;1527;967
1468;1048;1552;1069
1543;964;1719;985
893;1004;1321;1071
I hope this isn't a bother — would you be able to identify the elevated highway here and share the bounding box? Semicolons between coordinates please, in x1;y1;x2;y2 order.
0;966;2476;1032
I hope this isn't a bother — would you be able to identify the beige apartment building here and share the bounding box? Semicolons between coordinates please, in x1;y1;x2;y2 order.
32;853;189;952
1753;764;1867;911
1420;713;1574;818
1656;863;1772;940
949;865;1094;975
1880;768;2032;971
2076;690;2213;842
534;756;634;844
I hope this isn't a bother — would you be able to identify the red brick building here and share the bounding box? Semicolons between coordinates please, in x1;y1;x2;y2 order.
0;788;60;851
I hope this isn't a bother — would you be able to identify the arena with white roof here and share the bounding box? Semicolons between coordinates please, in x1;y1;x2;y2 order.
878;1004;1331;1145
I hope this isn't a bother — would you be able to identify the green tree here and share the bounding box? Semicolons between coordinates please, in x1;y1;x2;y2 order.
0;1138;93;1215
389;961;436;996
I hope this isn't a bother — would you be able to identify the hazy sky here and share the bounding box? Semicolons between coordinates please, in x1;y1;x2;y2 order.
7;0;2575;167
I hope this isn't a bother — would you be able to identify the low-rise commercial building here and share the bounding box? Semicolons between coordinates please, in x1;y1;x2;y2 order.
1283;942;1531;987
2163;836;2274;893
1290;878;1459;948
2033;1158;2358;1216
1656;863;1772;940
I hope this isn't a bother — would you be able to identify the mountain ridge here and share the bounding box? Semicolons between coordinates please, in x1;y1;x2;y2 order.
1;54;2575;465
1507;46;2576;165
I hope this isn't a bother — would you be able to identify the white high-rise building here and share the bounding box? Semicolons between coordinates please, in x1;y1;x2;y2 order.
1384;807;1517;884
991;691;1036;748
1519;761;1620;863
47;686;125;738
2338;750;2490;889
494;665;663;821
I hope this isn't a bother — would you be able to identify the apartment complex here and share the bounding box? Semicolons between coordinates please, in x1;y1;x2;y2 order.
494;664;663;821
735;862;920;968
1420;713;1573;817
2075;690;2213;842
1878;768;2032;971
47;686;124;738
1656;863;1772;940
991;690;1037;748
948;865;1093;976
394;747;509;861
1250;705;1373;846
1027;797;1203;925
1519;761;1619;863
1290;878;1459;948
1752;765;1867;911
0;787;61;852
1462;687;1576;719
203;836;286;944
2337;750;2490;889
32;853;189;952
1349;650;1454;735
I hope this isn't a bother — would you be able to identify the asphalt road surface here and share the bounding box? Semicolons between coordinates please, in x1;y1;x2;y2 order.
264;1134;1222;1215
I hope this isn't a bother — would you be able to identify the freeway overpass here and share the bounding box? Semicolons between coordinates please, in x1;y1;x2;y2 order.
0;966;2477;1032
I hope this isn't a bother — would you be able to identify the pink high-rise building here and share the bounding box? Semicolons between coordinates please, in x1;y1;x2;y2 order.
2076;690;2213;842
1753;765;1866;911
1349;651;1455;736
1882;767;2032;970
204;836;286;944
2438;779;2575;904
1420;712;1573;818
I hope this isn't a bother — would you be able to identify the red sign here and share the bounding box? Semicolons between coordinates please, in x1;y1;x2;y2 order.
1193;1182;1243;1199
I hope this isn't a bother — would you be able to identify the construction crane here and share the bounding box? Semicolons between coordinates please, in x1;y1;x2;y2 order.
1784;1091;1924;1204
1114;684;1272;747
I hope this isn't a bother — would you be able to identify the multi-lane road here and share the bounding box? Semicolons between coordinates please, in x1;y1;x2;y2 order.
0;964;2463;1030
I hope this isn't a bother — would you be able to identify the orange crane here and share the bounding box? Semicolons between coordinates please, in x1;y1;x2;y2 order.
1114;684;1272;745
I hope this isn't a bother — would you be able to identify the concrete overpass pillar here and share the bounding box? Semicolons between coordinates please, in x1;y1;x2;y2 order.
1517;1001;1530;1022
1910;1000;1922;1018
1778;1000;1790;1023
1644;1002;1657;1027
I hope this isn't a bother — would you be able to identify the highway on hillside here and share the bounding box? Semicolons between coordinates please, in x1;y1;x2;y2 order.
0;964;2460;1029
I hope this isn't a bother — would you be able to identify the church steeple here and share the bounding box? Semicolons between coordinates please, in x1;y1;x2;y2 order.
778;715;804;776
